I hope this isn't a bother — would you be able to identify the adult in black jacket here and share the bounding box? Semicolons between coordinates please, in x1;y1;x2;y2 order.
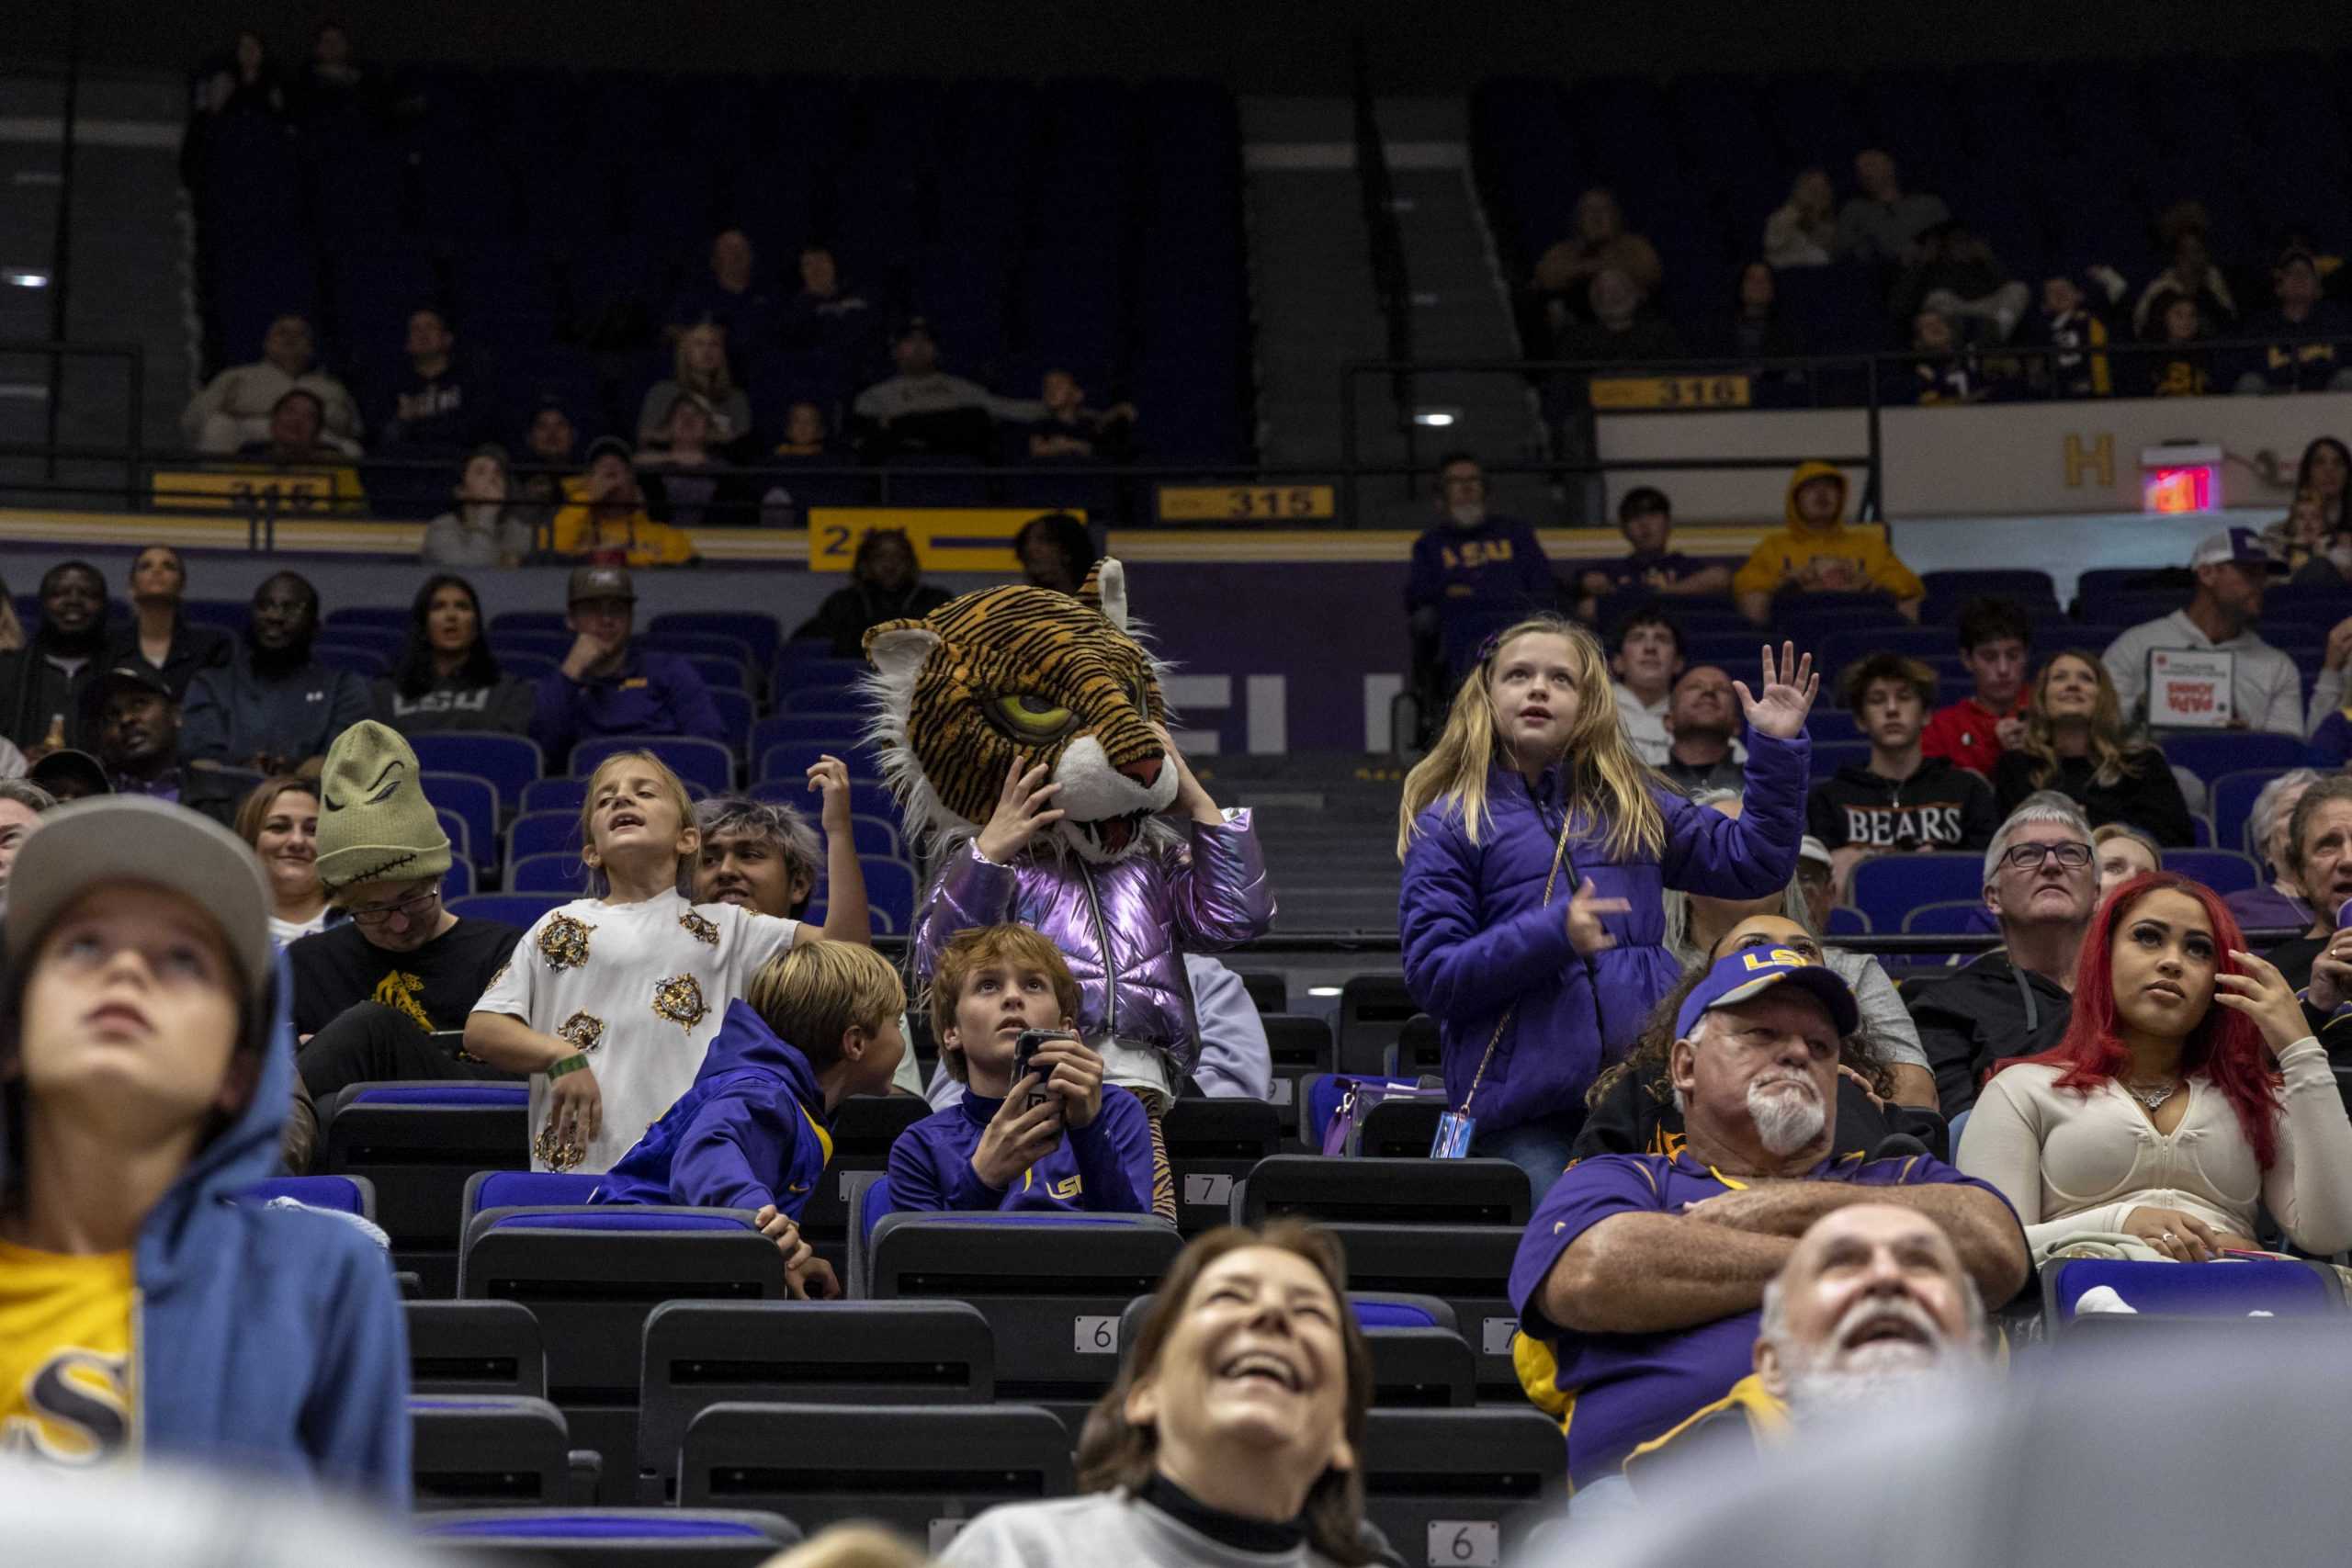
1992;649;2195;846
101;545;232;702
790;527;950;658
1905;794;2097;1118
0;560;112;756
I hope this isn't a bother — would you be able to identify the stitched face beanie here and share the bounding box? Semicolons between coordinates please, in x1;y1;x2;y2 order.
313;720;452;893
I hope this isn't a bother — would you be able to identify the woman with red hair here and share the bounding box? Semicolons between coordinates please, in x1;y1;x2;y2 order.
1957;872;2352;1263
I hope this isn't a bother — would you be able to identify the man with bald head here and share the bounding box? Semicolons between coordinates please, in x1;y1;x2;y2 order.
1658;664;1746;794
1508;950;2026;1508
1620;1201;1989;1487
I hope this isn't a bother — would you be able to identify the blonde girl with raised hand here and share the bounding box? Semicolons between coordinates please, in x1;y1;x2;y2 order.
1396;616;1817;1198
465;749;871;1172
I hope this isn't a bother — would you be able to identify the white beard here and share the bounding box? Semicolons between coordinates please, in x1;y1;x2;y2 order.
1778;1296;1982;1421
1748;1076;1826;1156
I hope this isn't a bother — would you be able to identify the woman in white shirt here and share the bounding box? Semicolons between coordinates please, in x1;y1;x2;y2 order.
1958;872;2352;1263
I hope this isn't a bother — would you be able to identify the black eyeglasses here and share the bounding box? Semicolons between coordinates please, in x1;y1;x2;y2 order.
345;885;441;926
1999;840;2093;872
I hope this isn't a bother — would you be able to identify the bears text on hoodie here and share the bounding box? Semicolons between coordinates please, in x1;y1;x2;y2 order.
1806;755;1997;853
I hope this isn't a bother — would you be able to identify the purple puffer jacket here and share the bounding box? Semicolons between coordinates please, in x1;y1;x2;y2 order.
1399;729;1808;1137
910;813;1276;1077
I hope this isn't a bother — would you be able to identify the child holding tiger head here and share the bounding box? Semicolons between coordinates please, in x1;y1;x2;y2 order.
463;748;874;1175
1396;616;1817;1199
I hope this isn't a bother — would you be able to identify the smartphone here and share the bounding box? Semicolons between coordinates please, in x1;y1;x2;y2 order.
1011;1029;1071;1109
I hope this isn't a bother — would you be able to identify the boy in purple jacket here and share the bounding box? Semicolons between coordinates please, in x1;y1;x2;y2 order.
594;941;906;1298
888;925;1153;1214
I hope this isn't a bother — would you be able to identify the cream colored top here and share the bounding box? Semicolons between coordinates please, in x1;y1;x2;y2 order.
1956;1038;2352;1257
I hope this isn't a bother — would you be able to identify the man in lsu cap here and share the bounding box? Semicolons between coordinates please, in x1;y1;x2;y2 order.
1504;948;2027;1507
0;796;407;1499
527;562;724;766
2099;526;2304;736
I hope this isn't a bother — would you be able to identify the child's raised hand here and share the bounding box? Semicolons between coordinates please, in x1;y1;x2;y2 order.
1735;641;1819;740
805;754;854;835
1564;876;1630;957
975;754;1065;864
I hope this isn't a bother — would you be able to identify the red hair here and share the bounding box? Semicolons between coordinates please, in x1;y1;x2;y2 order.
1999;872;2282;1168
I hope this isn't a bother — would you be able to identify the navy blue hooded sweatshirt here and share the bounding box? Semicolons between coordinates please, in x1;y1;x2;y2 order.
3;954;412;1508
590;998;833;1217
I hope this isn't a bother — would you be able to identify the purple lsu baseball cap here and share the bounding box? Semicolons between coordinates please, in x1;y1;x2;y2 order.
1676;947;1860;1040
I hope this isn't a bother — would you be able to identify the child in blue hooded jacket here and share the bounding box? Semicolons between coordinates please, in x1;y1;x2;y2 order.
0;797;408;1506
888;924;1154;1215
592;940;906;1298
1396;617;1817;1200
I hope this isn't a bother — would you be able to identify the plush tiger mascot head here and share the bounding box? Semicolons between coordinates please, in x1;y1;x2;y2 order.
862;558;1177;864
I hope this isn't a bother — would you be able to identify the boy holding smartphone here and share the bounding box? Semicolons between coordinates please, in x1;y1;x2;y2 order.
888;924;1154;1213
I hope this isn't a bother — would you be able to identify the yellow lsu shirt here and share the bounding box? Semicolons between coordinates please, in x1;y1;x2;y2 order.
0;1237;136;1465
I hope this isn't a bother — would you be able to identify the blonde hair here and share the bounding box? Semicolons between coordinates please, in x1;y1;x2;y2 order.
927;924;1082;1082
1396;615;1664;863
756;1524;929;1568
579;750;698;895
742;941;906;1072
2017;649;2147;791
674;321;734;400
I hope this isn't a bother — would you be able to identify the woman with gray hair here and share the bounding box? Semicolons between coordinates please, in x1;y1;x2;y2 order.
2260;773;2352;1001
2226;768;2319;936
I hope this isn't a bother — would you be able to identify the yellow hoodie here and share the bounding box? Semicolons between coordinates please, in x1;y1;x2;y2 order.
1731;460;1924;603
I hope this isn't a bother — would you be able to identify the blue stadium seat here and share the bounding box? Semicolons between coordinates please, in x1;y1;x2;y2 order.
774;683;865;715
2161;849;2262;896
424;772;500;874
865;1213;1183;1423
415;734;545;810
848;812;902;860
677;1403;1073;1539
773;657;867;693
1902;899;1996;935
756;740;884;784
1808;741;1871;780
522;777;591;816
751;714;866;758
322;1081;528;1297
857;857;919;935
417;1508;800;1565
2212;768;2290;856
405;1299;547;1397
638;1300;995;1504
572;736;736;795
236;1173;376;1219
2045;1257;2342;1335
458;1176;787;1502
324;606;414;633
412;1394;595;1507
2164;732;2304;785
1301;1074;1424;1152
1826;905;1872;936
489;611;575;638
684;655;751;694
436;808;473;872
507;809;583;866
1358;1408;1565;1564
451;893;571;928
512;852;592;895
750;777;897;823
709;688;752;753
1849;853;1988;932
650;612;782;672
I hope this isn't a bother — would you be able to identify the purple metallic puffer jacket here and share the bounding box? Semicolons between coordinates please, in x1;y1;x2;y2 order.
910;813;1276;1077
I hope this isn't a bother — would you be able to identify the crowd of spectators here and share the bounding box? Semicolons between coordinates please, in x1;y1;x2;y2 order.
1523;140;2352;417
26;33;2352;1554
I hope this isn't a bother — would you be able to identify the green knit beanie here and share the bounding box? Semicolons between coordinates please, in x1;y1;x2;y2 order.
314;720;453;893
